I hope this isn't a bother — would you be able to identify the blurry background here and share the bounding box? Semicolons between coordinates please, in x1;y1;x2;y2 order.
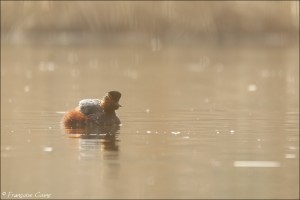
1;1;299;46
1;1;299;199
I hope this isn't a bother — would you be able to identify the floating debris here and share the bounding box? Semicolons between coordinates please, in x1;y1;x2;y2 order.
285;154;296;159
171;131;181;135
43;147;53;152
56;111;67;114
24;85;30;92
287;146;297;150
233;161;280;167
248;84;257;92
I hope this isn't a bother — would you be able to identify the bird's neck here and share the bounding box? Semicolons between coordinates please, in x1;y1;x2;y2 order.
100;102;116;115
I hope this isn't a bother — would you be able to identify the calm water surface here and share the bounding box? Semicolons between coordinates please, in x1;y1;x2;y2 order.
1;44;299;199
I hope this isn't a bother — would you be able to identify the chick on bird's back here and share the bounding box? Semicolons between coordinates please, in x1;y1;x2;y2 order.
63;91;122;130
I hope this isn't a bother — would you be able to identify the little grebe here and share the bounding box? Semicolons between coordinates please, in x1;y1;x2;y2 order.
63;91;122;129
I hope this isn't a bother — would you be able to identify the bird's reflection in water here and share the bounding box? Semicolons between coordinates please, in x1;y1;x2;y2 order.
65;125;121;160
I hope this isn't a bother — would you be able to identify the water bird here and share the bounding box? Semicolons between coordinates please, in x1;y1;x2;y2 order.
63;91;122;130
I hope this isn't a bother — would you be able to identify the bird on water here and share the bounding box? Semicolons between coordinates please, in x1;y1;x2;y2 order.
63;91;122;130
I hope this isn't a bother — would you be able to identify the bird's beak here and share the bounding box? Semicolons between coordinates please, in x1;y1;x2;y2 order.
115;102;122;107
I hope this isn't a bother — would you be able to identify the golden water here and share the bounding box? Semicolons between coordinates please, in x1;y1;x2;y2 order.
1;43;299;199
